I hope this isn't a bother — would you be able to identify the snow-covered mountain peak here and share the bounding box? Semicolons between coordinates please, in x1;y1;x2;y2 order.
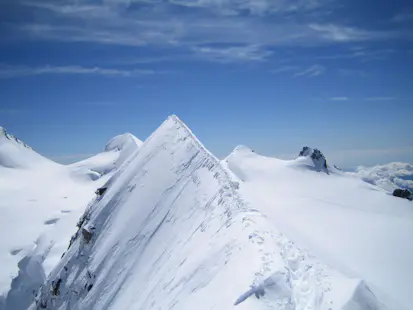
0;127;54;169
0;126;32;149
70;132;143;176
232;145;254;154
27;115;389;310
104;133;143;152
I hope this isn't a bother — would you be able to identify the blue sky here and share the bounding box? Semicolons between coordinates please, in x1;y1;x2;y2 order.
0;0;412;168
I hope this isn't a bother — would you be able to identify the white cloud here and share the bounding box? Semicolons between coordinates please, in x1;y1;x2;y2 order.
308;24;391;42
169;0;328;15
14;0;397;50
326;146;413;169
330;97;349;101
192;45;273;63
0;65;155;78
354;162;413;192
294;64;325;77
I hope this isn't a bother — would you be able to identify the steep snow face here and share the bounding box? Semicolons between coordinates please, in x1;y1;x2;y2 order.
225;146;413;310
354;162;413;192
70;133;142;176
32;116;384;310
0;127;55;169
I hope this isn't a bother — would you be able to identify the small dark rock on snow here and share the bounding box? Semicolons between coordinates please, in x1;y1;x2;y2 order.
95;187;108;196
393;188;413;201
82;227;93;243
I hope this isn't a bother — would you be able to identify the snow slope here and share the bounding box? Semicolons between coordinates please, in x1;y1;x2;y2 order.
0;129;141;310
0;127;55;169
31;116;385;310
225;146;413;310
70;133;143;175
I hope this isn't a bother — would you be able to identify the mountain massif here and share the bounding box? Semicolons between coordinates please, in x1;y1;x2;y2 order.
1;116;412;310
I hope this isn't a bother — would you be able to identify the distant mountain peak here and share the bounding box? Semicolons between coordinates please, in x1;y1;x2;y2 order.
0;126;32;150
0;127;53;169
104;133;143;152
69;132;143;176
298;146;328;172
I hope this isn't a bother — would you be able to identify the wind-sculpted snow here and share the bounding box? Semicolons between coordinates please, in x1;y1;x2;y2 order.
31;116;385;310
70;133;142;176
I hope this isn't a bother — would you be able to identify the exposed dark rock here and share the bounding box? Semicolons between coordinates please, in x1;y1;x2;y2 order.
95;187;108;196
298;146;328;172
51;278;62;296
82;227;93;243
393;188;413;201
39;299;47;309
298;146;310;157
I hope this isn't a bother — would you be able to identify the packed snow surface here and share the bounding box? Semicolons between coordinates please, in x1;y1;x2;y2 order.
225;146;413;310
0;129;141;310
31;116;390;310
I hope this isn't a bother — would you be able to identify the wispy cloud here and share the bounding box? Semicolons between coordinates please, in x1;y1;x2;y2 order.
330;97;349;101
294;64;325;77
11;0;401;50
308;24;392;42
271;65;325;77
192;45;273;63
0;65;155;79
161;0;329;15
311;48;396;62
365;97;396;101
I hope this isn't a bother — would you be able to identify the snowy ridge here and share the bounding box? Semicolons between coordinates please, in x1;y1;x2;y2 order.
0;127;54;169
0;127;32;150
30;116;384;310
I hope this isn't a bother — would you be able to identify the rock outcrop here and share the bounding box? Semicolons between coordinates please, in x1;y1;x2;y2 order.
298;146;328;172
